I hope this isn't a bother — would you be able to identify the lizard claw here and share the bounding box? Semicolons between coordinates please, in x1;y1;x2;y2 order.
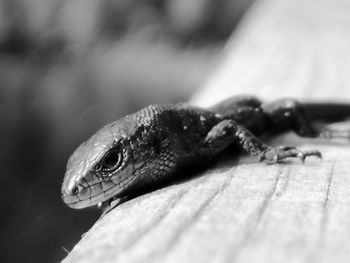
259;146;322;164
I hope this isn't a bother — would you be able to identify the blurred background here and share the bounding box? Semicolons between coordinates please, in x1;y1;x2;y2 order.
0;0;255;262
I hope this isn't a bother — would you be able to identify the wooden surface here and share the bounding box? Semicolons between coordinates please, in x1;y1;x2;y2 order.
192;0;350;106
63;0;350;262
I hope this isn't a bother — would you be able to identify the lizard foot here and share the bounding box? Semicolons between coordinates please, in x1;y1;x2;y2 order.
259;145;322;163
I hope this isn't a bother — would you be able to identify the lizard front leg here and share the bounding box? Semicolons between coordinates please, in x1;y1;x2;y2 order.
204;119;321;163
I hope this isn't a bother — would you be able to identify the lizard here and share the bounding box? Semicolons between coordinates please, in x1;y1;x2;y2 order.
61;95;350;211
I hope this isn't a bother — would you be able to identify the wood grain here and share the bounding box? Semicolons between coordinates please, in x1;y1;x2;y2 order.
62;0;350;262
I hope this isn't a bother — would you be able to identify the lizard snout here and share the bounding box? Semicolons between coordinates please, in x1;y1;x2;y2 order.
61;179;88;209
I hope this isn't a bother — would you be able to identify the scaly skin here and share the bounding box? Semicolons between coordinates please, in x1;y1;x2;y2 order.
61;96;350;209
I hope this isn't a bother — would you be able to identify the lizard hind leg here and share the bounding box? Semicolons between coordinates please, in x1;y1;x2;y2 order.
263;98;350;140
262;98;318;137
204;119;321;163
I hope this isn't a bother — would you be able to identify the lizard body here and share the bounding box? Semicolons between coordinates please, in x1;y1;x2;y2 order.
61;96;350;209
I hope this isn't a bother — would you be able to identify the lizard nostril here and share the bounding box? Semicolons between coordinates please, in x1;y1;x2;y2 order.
67;181;80;196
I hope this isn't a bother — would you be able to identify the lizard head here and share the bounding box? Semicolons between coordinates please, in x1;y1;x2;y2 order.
61;115;152;209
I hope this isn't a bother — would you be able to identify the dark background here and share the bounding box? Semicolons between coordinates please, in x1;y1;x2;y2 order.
0;0;255;262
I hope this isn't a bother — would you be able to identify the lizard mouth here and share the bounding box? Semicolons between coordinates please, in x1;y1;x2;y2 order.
61;184;120;209
62;176;134;209
62;165;136;209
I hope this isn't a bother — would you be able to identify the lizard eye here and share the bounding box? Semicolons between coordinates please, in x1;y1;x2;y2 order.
100;148;122;171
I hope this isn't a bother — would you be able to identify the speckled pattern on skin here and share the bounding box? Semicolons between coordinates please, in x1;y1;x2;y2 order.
62;96;350;209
